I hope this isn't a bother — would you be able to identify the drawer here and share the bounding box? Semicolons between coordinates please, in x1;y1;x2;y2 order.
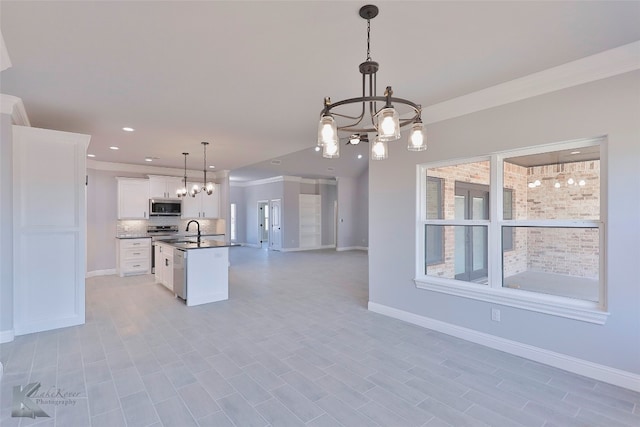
121;259;150;273
122;247;150;260
120;238;151;249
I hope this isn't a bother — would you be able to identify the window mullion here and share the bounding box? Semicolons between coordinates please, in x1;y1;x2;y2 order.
489;154;502;289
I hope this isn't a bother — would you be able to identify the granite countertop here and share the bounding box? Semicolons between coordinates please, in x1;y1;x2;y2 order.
169;240;235;250
116;233;225;239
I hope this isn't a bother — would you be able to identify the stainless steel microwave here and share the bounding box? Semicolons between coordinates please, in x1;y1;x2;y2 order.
149;199;182;216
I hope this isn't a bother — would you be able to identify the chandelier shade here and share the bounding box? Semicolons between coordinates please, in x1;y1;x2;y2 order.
317;4;427;160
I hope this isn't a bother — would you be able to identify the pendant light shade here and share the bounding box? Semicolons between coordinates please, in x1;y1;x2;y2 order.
407;119;427;151
323;140;340;159
376;107;400;142
318;114;338;147
371;137;388;161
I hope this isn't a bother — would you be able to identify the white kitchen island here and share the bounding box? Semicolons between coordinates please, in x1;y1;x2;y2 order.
158;240;232;307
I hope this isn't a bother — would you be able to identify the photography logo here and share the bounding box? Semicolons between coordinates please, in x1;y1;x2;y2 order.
12;382;50;418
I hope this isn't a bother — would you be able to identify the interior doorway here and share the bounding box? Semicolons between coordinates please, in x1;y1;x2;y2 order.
258;201;269;248
270;199;282;251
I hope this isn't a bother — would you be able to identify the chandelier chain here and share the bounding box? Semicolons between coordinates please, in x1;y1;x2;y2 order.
366;19;371;61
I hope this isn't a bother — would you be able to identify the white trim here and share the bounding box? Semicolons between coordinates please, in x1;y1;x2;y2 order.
86;269;116;278
414;277;608;324
281;245;336;252
368;302;639;392
0;329;15;343
0;31;11;71
336;246;368;252
0;94;30;126
231;175;337;188
242;243;261;248
422;41;640;125
87;159;227;181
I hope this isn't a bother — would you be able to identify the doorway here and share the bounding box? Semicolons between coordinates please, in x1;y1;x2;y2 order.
270;199;282;251
454;182;489;282
257;201;269;248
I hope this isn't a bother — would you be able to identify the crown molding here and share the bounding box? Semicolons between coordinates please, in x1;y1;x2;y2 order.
422;40;640;125
0;94;30;126
1;31;11;72
87;159;228;181
231;175;337;188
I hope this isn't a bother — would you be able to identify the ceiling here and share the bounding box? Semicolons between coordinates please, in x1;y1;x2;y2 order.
1;1;639;181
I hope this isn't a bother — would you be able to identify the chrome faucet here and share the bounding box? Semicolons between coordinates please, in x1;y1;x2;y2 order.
185;220;201;242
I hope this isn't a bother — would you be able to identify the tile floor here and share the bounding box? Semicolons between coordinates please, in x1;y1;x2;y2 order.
1;247;639;427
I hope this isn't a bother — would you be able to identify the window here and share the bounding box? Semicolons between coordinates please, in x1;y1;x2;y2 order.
416;139;607;324
230;203;237;241
425;177;443;265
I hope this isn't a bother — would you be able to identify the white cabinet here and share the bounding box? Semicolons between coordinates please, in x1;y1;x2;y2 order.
154;242;174;291
149;175;184;199
12;125;90;336
117;178;149;219
299;194;322;248
117;238;151;276
181;182;220;219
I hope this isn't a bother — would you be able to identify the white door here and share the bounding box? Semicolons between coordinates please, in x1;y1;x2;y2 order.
270;199;282;251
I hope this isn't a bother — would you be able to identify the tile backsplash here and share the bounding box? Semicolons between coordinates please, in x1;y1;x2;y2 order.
117;217;225;235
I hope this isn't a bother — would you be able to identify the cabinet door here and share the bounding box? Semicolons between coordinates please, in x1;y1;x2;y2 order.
149;178;167;198
118;179;149;219
165;177;184;198
201;184;220;218
181;183;202;218
154;245;163;283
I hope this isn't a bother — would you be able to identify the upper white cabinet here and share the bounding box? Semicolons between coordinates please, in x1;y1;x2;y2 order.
149;175;183;199
181;182;220;219
117;178;149;219
12;125;90;336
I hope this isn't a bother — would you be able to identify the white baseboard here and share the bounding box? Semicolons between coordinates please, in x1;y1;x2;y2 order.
0;329;15;343
336;246;368;252
86;269;116;278
281;245;336;253
368;301;640;392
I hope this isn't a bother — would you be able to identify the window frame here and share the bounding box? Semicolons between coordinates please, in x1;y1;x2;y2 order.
425;176;444;266
415;138;608;324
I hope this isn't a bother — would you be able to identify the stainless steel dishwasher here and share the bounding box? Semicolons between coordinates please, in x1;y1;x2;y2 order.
173;249;187;300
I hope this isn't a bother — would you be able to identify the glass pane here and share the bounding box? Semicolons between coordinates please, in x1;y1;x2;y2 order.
503;147;600;220
426;177;443;220
426;225;488;284
472;196;487;220
502;227;599;302
427;160;490;220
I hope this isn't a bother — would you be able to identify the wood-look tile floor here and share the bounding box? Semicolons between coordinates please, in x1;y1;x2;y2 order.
1;247;638;426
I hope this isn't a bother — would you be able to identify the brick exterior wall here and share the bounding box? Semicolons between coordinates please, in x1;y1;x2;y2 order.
425;160;599;281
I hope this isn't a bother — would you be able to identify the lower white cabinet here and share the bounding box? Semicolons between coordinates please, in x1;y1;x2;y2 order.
117;238;151;276
154;242;174;291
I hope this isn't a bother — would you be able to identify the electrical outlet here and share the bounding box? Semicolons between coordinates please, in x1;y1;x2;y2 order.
491;308;501;322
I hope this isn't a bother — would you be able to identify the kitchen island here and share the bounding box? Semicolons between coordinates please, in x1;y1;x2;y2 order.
155;239;233;307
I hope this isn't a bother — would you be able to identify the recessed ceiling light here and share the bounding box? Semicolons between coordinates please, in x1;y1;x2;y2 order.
357;154;363;159
109;146;119;150
314;146;321;152
144;158;153;162
570;151;581;155
209;165;215;169
122;127;135;132
87;154;96;158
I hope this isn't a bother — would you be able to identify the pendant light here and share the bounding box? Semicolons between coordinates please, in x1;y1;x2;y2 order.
190;141;215;197
176;152;189;198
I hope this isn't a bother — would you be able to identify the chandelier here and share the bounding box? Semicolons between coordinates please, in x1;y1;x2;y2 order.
317;4;426;160
176;142;215;198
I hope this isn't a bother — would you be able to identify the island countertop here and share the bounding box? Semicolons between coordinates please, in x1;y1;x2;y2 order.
164;240;236;250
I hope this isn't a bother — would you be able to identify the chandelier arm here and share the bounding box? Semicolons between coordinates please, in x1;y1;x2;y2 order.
323;96;421;134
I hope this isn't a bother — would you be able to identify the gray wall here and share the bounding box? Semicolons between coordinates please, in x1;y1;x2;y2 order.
242;181;284;246
369;71;640;373
87;169;146;272
0;113;13;336
229;185;246;243
355;167;369;248
336;177;357;249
